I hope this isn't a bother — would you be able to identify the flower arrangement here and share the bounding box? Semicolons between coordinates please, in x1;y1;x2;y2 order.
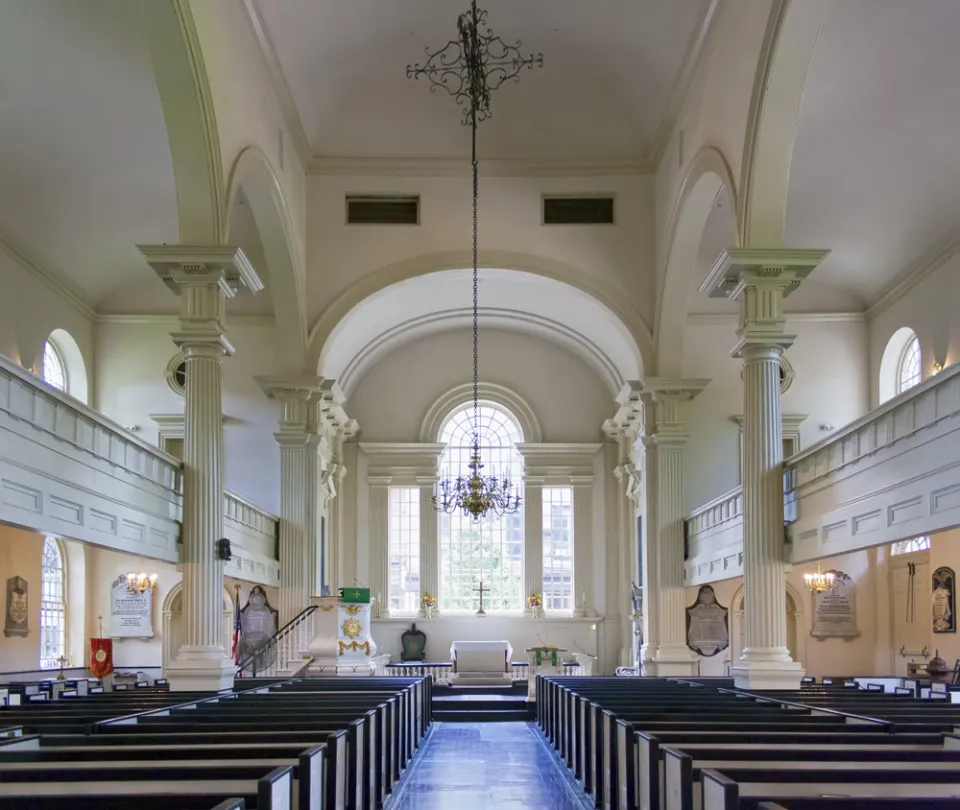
420;594;437;609
527;593;542;609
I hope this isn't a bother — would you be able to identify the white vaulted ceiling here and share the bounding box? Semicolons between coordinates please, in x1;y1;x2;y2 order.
0;0;179;309
253;0;708;161
785;0;960;309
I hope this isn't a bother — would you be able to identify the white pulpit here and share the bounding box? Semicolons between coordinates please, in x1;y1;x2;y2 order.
307;595;379;676
525;646;567;701
450;640;512;682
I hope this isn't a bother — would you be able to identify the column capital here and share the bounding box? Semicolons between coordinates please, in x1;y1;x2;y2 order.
137;245;264;298
638;377;708;449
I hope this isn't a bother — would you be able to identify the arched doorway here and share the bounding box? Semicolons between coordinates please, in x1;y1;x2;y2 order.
161;584;234;672
730;582;805;671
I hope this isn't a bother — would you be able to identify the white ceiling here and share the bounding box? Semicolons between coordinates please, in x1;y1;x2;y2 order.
255;0;707;160
321;268;643;395
785;0;960;308
0;0;179;308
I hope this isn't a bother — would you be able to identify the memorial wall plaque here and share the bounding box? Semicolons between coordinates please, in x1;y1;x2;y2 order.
4;576;29;638
933;566;956;634
811;570;858;639
239;586;279;670
686;585;729;657
110;575;154;639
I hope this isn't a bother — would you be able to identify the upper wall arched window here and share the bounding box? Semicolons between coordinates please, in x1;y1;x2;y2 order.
896;334;922;395
39;330;88;405
42;340;66;392
891;536;930;555
40;537;66;669
437;402;524;612
879;327;921;404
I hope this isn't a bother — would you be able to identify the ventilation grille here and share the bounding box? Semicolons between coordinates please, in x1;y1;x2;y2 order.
543;195;615;225
346;195;419;225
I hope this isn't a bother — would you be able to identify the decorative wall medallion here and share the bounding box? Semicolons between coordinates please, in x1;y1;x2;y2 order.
343;604;363;617
164;353;186;397
933;566;956;634
779;355;795;394
342;618;362;639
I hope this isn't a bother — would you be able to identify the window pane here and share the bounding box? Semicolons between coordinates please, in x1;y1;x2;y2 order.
897;336;921;394
542;487;574;612
438;404;524;612
42;341;66;391
891;536;930;555
388;488;421;614
40;537;65;669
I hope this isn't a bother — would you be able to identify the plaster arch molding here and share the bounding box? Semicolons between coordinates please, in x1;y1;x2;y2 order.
420;383;542;444
307;250;652;381
161;583;234;673
655;146;738;375
225;146;306;371
729;581;805;670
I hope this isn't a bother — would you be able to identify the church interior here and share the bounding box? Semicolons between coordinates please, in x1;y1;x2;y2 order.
2;0;960;807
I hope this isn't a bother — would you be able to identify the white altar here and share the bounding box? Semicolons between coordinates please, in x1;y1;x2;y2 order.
525;646;567;700
450;640;512;681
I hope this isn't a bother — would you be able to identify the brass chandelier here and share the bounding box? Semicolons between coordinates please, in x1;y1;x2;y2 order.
126;557;157;595
408;1;541;521
803;562;835;594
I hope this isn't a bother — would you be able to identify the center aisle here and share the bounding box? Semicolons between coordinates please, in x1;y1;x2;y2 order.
392;721;589;810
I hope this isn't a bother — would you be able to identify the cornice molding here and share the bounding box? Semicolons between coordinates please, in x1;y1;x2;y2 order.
686;311;866;326
239;0;313;169
309;156;652;177
867;227;960;321
515;443;603;458
0;235;96;322
96;314;276;327
359;442;447;457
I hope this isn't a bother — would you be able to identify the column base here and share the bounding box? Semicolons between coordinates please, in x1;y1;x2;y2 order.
731;655;805;691
643;644;699;677
164;647;236;692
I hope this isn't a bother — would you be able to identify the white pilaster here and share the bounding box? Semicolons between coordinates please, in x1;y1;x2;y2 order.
418;479;440;616
256;377;324;625
138;245;263;691
367;477;391;618
523;482;544;615
701;248;828;690
572;477;593;617
638;378;708;676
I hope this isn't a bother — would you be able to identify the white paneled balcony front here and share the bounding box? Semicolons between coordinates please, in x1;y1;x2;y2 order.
0;354;181;559
223;490;279;586
788;362;960;562
683;485;744;585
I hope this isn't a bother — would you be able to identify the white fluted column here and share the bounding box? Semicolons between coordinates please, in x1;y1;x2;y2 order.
138;245;263;691
368;477;391;618
418;479;439;616
571;477;593;617
701;248;827;689
523;482;544;615
638;379;708;675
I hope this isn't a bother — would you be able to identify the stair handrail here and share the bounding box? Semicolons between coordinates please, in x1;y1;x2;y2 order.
238;604;318;676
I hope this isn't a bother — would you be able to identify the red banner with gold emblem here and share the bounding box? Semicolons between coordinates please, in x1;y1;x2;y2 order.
90;638;113;680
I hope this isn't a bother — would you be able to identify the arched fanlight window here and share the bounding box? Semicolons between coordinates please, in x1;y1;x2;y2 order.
437;403;524;611
42;340;66;392
896;334;922;395
40;538;66;668
891;536;930;556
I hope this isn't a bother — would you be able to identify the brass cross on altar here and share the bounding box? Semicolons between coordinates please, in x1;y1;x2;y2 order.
473;581;489;616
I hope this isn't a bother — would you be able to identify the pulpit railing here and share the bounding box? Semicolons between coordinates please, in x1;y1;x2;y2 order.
238;605;317;678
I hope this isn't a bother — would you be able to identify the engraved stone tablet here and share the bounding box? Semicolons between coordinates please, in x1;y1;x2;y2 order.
686;585;729;657
239;586;279;664
110;575;154;638
933;566;956;634
812;570;858;639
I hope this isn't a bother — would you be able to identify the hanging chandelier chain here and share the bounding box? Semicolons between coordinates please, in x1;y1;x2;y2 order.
409;1;540;522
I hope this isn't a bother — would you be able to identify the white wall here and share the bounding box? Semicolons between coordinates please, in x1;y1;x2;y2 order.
870;252;960;408
94;318;282;514
349;327;613;443
682;317;870;513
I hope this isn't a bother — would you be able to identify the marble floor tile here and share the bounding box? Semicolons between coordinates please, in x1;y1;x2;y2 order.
393;722;588;810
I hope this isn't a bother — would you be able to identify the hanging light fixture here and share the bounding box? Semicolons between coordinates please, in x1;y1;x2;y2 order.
803;562;835;594
126;559;158;595
408;2;541;521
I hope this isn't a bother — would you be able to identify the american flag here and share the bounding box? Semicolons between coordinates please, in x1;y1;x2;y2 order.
231;588;243;677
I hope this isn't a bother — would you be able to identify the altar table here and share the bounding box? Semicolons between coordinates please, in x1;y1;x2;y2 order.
450;640;513;673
